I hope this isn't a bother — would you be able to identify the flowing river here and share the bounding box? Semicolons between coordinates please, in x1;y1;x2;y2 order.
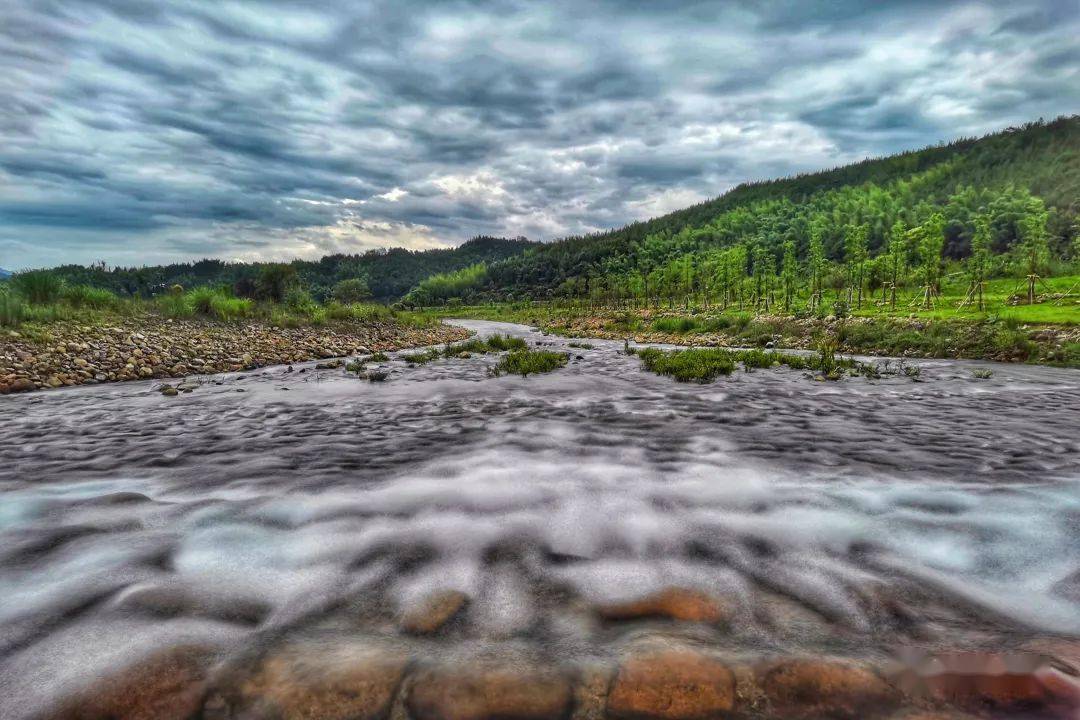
1;320;1078;719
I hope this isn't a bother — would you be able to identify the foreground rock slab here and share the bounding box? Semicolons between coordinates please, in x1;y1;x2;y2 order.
606;648;735;720
407;657;576;720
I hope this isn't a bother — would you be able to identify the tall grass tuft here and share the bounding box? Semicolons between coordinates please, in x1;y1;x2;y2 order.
11;270;63;304
0;290;25;327
492;349;568;377
61;284;120;310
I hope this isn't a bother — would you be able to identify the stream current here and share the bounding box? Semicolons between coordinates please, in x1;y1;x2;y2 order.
1;320;1078;718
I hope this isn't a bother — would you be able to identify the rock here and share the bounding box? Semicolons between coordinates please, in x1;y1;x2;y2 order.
758;658;898;719
207;641;408;720
597;587;731;624
400;589;469;634
48;644;217;720
893;651;1080;716
315;359;344;370
606;648;735;720
8;378;36;393
46;375;64;388
161;387;179;397
407;657;575;720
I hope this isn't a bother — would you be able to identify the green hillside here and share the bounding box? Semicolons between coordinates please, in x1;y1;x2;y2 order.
405;117;1080;306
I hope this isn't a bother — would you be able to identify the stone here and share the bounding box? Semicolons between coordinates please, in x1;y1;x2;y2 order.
606;648;735;720
407;657;575;720
161;387;179;397
400;589;469;634
9;378;36;392
48;644;217;720
758;658;898;719
597;588;731;624
894;651;1080;715
210;641;408;720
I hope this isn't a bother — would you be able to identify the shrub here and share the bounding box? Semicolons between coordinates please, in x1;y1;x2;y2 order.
187;287;218;315
209;295;253;322
11;270;63;304
61;284;119;310
156;293;192;318
348;303;394;322
493;349;568;377
401;348;442;364
485;333;528;351
331;278;372;304
256;264;298;303
637;347;736;382
814;333;840;375
652;316;700;333
324;301;353;321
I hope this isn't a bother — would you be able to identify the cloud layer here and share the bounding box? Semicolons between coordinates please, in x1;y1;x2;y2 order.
1;0;1077;268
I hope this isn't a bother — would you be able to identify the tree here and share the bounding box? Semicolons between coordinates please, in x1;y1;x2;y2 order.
781;239;797;312
331;277;373;304
807;221;827;312
914;213;946;309
886;221;907;310
256;264;298;303
1013;199;1050;304
966;214;991;310
843;224;869;308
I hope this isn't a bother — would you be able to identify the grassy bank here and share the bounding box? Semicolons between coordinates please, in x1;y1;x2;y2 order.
0;271;439;339
423;296;1080;368
0;271;463;393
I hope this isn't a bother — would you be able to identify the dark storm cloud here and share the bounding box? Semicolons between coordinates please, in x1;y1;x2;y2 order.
0;0;1077;268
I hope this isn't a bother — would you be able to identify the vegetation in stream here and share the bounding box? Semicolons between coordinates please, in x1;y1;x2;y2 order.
491;349;569;377
636;345;863;383
400;334;529;364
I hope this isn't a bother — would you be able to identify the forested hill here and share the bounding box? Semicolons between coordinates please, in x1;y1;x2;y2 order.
42;236;537;302
405;116;1080;305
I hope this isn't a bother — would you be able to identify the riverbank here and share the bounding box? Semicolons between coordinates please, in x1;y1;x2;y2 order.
0;317;468;393
431;304;1080;367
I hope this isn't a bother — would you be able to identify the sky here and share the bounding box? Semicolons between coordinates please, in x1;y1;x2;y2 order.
1;1;1078;270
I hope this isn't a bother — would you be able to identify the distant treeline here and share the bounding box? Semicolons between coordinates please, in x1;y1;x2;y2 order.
32;236;537;302
404;116;1080;305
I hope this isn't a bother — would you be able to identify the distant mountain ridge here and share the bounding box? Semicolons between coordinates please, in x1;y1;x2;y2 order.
43;236;538;302
0;268;11;279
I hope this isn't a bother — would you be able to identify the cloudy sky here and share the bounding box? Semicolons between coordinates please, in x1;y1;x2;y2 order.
1;1;1077;269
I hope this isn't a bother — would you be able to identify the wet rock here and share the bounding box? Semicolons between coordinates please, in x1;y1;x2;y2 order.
400;589;469;634
48;644;217;720
7;377;36;393
160;386;179;397
758;658;898;719
207;641;408;720
606;648;735;720
407;657;575;720
597;587;731;624
894;651;1080;715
